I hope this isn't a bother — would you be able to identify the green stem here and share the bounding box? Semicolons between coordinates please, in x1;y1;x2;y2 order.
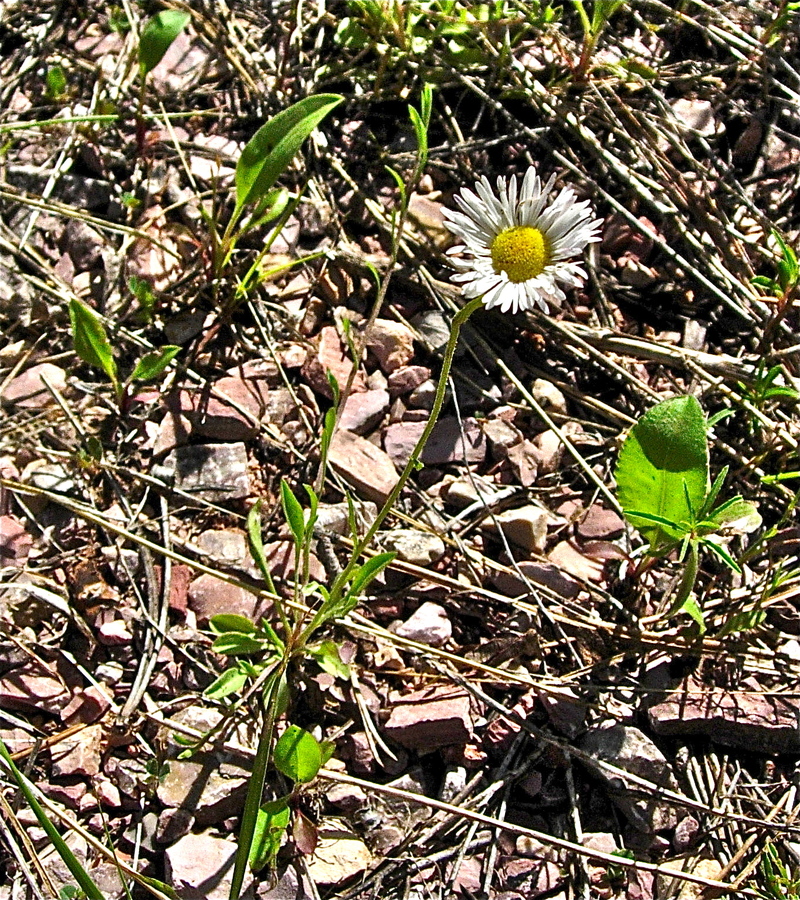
229;663;286;900
329;296;484;600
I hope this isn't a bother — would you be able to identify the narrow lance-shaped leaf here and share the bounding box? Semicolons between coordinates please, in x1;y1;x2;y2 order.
235;94;343;215
69;298;118;387
129;345;180;382
280;479;305;549
139;10;191;77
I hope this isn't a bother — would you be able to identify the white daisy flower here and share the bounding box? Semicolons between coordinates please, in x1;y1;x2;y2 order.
442;166;603;314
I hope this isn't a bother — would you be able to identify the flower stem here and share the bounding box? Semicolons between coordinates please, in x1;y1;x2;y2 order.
330;296;484;598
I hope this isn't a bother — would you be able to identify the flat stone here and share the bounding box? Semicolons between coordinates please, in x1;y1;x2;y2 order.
177;377;293;441
387;365;431;397
307;821;372;886
384;685;472;750
366;319;415;373
157;754;250;826
412;310;451;353
548;540;605;583
197;529;258;578
302;325;367;399
1;362;66;409
579;724;680;833
384;416;486;467
329;430;399;502
51;723;104;778
162;442;250;502
60;685;112;725
484;505;549;554
339;388;389;435
382;528;446;566
156;808;195;844
187;574;265;627
394;601;451;647
576;505;625;540
165;831;253;900
648;676;800;753
0;658;70;714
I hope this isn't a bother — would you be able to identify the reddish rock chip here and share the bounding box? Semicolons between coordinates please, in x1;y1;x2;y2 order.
384;685;472;751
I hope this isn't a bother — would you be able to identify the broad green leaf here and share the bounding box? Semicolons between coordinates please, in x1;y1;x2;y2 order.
209;614;256;634
274;725;322;783
235;94;343;213
615;396;709;551
249;798;290;873
319;739;336;767
280;479;305;549
205;665;249;700
69;298;118;386
211;632;265;656
129;345;180;382
139;10;191;77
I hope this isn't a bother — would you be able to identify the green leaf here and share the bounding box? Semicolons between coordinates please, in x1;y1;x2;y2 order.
129;345;180;382
274;725;323;783
249;798;290;873
280;479;305;549
751;275;777;290
205;665;250;700
235;94;343;214
209;614;256;634
709;497;761;533
139;10;191;77
615;395;709;552
308;640;350;679
69;298;118;387
0;739;105;900
678;594;706;633
211;632;266;656
247;500;275;588
702;538;742;573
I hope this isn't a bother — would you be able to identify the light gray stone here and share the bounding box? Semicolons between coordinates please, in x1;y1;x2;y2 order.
394;601;452;647
162;442;250;502
382;528;445;566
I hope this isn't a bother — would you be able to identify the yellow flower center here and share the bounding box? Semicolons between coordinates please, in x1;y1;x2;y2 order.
490;226;550;283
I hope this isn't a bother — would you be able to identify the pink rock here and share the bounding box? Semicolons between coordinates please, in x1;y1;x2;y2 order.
51;723;104;778
329;430;399;502
648;676;800;753
187;574;267;627
177;376;293;441
97;619;133;646
339;388;389;435
263;540;325;584
0;516;32;566
384;417;486;467
302;326;367;399
60;685;112;725
384;686;472;751
394;602;451;647
1;363;66;409
0;659;69;714
165;832;253;900
366;320;415;373
387;365;431;397
548;541;605;583
96;778;122;808
576;505;625;540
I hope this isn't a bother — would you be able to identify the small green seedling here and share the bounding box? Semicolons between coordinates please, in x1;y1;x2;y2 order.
756;843;800;899
753;229;799;303
570;0;626;80
209;93;343;300
45;64;68;100
69;298;180;413
615;395;760;630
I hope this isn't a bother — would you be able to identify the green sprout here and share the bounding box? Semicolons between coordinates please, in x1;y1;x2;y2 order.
68;298;180;414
